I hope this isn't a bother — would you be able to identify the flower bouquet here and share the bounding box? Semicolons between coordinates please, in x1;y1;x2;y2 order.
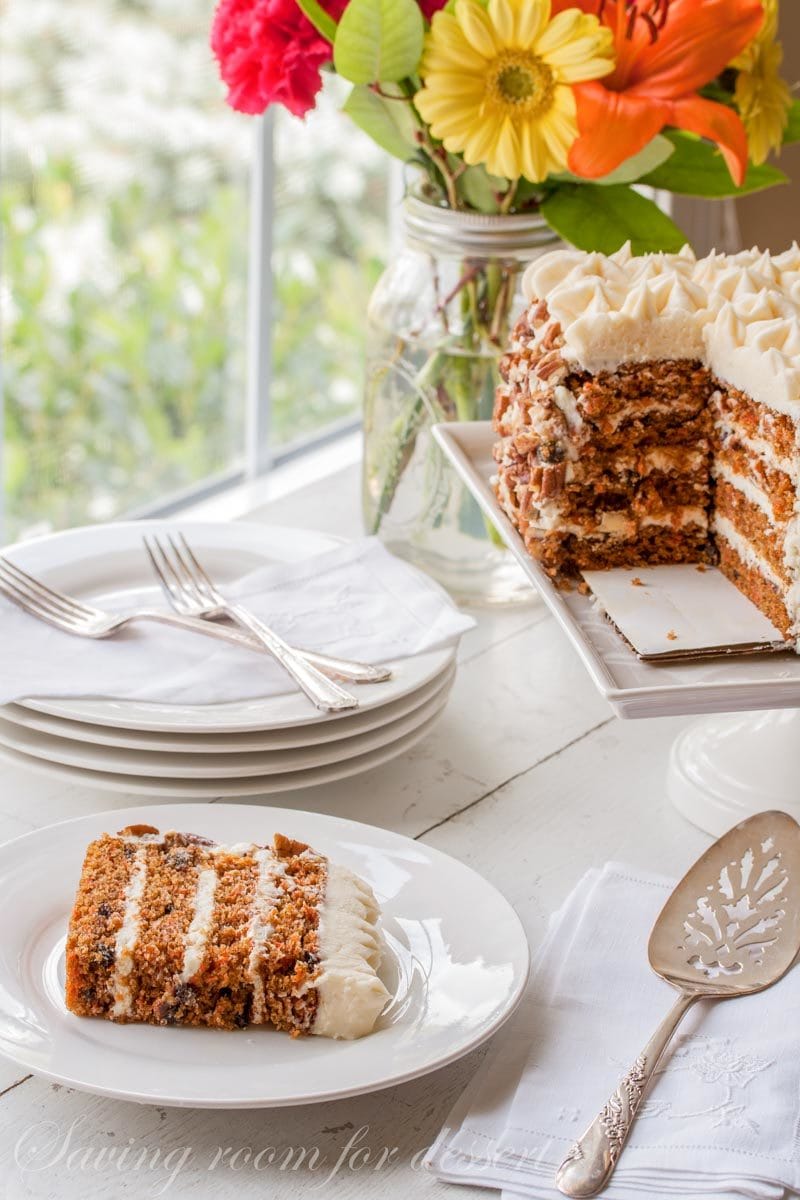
212;0;797;600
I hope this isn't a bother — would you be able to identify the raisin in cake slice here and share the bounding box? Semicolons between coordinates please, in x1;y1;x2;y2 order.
65;825;389;1039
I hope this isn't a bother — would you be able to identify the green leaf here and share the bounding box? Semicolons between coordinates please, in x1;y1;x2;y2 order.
458;166;507;213
541;184;689;254
334;0;424;85
639;131;787;196
589;134;675;184
514;177;549;207
342;85;418;159
552;134;675;187
783;98;800;144
294;0;337;43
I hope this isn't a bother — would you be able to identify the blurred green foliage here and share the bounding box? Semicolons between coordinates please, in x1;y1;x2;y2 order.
2;160;248;533
1;0;387;540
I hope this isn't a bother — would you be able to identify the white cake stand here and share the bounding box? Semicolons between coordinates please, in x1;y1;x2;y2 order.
667;709;800;834
435;421;800;837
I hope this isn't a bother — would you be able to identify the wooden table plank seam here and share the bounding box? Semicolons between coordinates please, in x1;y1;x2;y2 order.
456;605;549;666
412;714;615;841
0;1076;32;1102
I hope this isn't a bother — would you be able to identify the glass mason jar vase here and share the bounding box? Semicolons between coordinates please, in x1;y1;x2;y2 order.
363;196;560;605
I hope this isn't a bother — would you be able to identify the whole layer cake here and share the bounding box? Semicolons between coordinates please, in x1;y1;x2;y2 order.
493;242;800;640
65;825;389;1038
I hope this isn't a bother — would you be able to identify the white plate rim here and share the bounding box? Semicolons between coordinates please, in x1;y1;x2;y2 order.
0;803;530;1107
0;658;455;753
0;670;454;778
0;702;448;796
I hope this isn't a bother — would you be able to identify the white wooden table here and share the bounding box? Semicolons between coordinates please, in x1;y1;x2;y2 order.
0;463;710;1199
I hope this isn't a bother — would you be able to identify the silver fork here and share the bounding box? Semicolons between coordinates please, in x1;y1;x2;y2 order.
143;534;361;713
144;535;391;688
0;554;344;664
0;557;363;715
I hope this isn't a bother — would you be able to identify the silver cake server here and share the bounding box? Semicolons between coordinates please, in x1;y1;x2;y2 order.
556;810;800;1198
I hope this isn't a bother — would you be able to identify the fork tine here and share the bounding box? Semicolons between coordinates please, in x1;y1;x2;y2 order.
0;556;96;618
0;560;88;626
169;535;218;605
0;571;81;631
0;567;80;628
176;533;220;598
143;536;188;609
155;534;207;607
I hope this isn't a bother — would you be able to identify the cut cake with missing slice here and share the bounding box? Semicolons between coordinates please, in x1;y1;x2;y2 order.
493;242;800;642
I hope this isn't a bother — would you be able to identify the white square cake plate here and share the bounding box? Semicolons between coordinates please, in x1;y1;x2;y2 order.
433;422;800;720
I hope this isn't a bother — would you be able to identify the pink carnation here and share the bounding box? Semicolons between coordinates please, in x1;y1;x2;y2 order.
211;0;347;118
418;0;447;18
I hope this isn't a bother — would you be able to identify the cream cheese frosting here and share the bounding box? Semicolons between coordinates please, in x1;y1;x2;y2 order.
521;242;800;415
313;863;389;1039
180;867;219;983
110;845;149;1018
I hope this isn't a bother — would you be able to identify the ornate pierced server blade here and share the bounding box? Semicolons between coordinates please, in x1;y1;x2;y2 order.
556;810;800;1199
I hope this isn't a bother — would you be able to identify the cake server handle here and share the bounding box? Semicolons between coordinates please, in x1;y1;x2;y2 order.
555;991;697;1198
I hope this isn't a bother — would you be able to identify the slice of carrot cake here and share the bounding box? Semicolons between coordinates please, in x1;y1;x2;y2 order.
65;825;389;1039
493;242;800;642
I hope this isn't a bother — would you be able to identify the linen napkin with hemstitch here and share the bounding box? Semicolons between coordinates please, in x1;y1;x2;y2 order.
427;862;800;1200
0;537;474;705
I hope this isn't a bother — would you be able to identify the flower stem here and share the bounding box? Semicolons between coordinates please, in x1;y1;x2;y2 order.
500;179;519;214
367;349;451;534
369;252;521;542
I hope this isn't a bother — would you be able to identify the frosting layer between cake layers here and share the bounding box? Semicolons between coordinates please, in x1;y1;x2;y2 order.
494;242;800;641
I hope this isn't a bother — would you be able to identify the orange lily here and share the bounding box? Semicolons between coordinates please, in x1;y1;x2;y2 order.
551;0;765;185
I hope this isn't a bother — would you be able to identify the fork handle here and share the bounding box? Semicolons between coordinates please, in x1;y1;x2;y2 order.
132;612;385;687
223;603;359;712
296;649;391;684
555;991;697;1198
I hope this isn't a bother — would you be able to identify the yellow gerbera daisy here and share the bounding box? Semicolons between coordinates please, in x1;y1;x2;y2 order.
414;0;615;183
730;0;792;165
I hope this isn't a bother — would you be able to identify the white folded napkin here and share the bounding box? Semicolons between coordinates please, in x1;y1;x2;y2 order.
427;863;800;1200
0;537;474;705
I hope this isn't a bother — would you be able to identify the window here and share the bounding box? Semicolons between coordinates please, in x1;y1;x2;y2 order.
271;78;389;451
1;1;388;542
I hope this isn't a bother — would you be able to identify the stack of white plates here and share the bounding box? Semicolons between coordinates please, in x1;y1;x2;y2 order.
0;522;456;797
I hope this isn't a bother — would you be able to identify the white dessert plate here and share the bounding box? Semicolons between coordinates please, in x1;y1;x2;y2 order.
0;654;454;752
5;520;456;733
0;700;448;797
0;803;530;1107
433;421;800;719
0;667;454;779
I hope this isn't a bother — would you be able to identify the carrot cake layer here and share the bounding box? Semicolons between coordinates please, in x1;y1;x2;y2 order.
717;539;792;638
528;525;711;579
493;243;800;644
713;479;789;583
65;826;389;1039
